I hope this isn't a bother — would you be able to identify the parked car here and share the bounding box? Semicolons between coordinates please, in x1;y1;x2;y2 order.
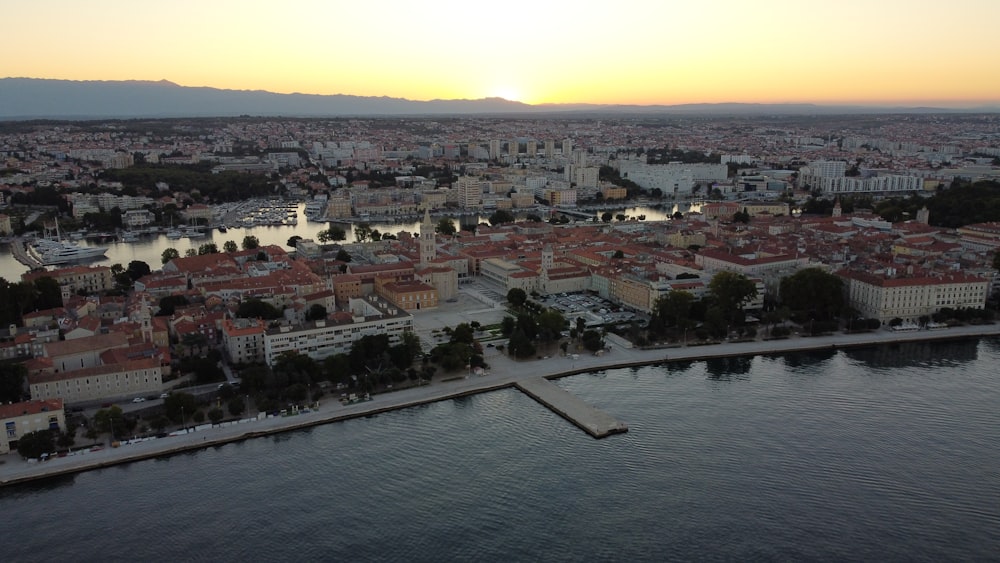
132;397;146;403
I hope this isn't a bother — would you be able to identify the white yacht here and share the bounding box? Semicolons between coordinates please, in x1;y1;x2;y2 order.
30;238;108;265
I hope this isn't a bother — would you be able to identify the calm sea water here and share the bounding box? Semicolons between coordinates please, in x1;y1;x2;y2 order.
2;338;999;562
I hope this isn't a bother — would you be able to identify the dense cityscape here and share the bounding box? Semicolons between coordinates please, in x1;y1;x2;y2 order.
1;113;999;462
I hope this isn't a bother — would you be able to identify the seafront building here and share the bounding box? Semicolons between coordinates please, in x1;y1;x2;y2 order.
1;399;65;455
27;358;163;403
22;264;115;295
839;270;990;323
263;296;413;364
221;317;267;364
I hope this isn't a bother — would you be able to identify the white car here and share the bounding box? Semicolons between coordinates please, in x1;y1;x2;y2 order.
132;397;146;403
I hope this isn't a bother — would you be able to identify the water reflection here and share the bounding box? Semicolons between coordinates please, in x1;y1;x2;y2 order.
0;473;77;496
844;339;979;370
782;349;837;371
705;356;753;380
663;360;695;374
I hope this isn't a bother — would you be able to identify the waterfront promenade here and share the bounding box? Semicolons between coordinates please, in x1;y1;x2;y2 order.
2;323;999;486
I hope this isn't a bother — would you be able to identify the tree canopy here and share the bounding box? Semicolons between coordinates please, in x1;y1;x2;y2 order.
507;288;527;308
0;276;64;327
161;247;180;264
436;218;456;235
0;361;27;403
779;268;844;321
489;209;515;226
305;304;327;322
648;290;696;337
17;430;55;459
236;299;283;320
242;235;260;250
708;271;758;324
317;226;346;243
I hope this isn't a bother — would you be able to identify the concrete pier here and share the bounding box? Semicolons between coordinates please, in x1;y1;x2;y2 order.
11;240;43;269
515;377;628;439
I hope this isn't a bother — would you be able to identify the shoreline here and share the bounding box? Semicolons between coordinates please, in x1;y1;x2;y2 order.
2;324;998;487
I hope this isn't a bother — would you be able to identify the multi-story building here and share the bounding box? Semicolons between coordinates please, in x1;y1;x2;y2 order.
601;185;627;200
221;317;266;364
263;297;413;364
839;270;990;323
122;209;155;228
455;176;483;209
325;196;352;218
573;167;599;189
1;399;65;455
376;279;438;311
28;359;162;404
526;140;537;157
23;264;115;295
487;139;501;160
547;189;577;207
331;274;363;308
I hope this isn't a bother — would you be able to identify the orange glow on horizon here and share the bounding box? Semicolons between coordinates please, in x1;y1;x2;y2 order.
4;0;999;109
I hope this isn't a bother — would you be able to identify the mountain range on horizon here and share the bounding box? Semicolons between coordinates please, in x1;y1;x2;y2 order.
1;78;997;120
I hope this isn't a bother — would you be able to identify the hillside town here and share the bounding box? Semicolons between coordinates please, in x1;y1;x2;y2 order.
1;114;999;459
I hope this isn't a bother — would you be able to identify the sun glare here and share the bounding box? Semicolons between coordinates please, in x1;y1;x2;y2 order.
491;87;522;103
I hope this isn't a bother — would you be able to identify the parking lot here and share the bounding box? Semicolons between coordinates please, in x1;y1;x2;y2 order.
537;292;645;328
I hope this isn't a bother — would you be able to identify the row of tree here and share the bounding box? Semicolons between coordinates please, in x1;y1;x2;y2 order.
160;236;261;263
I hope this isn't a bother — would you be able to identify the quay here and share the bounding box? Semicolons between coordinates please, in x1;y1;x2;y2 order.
515;377;628;438
10;240;43;269
3;323;1000;487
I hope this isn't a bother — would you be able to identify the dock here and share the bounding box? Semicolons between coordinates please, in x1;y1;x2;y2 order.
515;377;628;439
11;240;44;269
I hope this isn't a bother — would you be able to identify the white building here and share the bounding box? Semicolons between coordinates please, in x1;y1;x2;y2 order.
264;297;413;364
221;317;267;364
839;270;990;323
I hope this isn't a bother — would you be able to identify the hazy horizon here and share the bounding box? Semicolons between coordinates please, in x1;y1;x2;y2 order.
3;76;997;111
6;0;1000;108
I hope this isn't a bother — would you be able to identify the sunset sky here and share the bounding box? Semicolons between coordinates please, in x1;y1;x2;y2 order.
5;0;999;107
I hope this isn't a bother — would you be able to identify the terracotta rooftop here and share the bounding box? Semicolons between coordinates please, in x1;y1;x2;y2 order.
0;399;64;419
